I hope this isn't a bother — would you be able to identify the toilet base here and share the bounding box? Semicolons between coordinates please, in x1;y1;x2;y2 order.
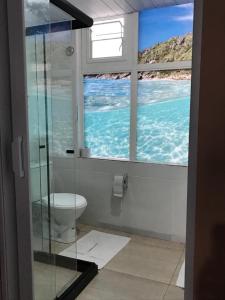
52;227;77;244
42;219;77;244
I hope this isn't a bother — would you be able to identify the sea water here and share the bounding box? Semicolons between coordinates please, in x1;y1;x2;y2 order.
84;78;191;165
29;78;191;166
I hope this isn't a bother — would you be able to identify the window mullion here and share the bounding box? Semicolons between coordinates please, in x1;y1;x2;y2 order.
130;71;138;161
130;13;139;162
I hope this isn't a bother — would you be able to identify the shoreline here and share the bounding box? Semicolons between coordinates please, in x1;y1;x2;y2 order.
84;73;191;81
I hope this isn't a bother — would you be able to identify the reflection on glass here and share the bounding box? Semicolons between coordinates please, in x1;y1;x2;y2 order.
84;73;131;159
138;4;194;64
48;31;75;158
26;32;56;300
25;2;77;299
137;70;191;165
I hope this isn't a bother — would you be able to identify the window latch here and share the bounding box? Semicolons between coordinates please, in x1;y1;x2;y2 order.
66;149;75;154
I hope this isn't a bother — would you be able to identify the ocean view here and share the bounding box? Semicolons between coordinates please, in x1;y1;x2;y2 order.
84;78;191;165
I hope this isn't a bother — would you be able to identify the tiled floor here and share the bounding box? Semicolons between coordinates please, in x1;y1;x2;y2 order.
33;262;79;300
75;224;185;300
34;225;184;300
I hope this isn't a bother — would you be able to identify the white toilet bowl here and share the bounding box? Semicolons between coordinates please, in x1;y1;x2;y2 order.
42;193;87;243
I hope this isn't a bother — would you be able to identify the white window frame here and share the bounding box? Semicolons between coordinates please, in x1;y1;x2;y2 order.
76;12;192;165
84;15;129;65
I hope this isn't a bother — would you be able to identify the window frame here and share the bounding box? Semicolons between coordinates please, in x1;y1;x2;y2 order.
77;11;192;166
85;15;129;65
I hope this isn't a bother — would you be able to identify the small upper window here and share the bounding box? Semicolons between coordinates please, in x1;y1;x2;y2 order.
90;18;124;59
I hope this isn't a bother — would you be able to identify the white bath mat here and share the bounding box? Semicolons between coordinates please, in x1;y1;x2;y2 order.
59;230;130;269
176;261;185;289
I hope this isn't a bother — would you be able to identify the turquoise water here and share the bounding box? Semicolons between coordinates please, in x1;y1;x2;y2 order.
84;78;191;165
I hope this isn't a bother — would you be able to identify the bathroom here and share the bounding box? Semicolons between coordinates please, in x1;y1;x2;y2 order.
26;0;193;299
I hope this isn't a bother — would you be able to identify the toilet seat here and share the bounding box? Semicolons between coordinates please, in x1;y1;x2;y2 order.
42;193;87;209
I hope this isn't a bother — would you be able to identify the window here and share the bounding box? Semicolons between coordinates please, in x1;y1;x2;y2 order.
81;3;194;166
138;4;193;64
137;70;191;165
84;73;131;159
90;18;124;59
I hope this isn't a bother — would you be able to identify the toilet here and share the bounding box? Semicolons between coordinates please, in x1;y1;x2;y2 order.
42;193;87;243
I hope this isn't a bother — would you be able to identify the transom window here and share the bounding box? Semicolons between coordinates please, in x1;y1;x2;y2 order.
90;18;124;59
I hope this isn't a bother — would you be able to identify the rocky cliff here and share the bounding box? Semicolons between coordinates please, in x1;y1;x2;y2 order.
138;33;193;64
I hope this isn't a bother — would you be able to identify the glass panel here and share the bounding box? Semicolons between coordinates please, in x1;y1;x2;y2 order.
25;1;78;300
138;4;194;64
26;32;57;300
25;0;75;28
137;70;191;165
48;29;79;295
49;31;75;158
84;73;131;159
91;18;124;59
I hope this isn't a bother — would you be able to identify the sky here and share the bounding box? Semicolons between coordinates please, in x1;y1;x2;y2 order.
139;3;194;51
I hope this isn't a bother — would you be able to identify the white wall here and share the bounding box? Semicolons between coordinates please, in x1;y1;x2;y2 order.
50;13;188;243
53;157;188;242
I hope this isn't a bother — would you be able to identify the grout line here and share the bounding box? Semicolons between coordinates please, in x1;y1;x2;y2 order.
101;268;169;287
163;284;170;300
78;224;185;251
75;224;185;292
104;264;171;286
169;249;185;286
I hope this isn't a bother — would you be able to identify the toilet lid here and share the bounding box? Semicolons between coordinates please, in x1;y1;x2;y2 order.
42;193;87;209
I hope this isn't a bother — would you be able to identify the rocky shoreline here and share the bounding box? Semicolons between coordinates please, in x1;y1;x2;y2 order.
84;70;191;81
138;70;191;80
85;73;131;80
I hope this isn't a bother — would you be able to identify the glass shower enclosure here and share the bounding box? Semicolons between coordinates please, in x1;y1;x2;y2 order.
24;1;95;299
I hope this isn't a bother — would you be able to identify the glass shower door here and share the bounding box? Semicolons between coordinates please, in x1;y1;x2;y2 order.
25;1;78;299
48;28;79;297
26;32;57;300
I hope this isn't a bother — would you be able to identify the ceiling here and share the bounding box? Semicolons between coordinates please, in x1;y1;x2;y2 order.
69;0;194;19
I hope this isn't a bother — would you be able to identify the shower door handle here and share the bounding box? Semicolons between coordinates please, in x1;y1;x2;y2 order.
12;136;25;178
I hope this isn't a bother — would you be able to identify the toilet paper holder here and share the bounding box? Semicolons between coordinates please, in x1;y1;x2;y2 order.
113;174;128;198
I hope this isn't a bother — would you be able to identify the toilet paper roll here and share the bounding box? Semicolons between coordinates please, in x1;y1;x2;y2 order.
79;148;91;158
113;174;128;198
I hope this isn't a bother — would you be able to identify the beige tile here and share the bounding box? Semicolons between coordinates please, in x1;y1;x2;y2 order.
77;224;130;238
78;223;185;251
171;251;185;286
52;241;74;254
34;262;56;300
55;267;80;296
34;262;79;300
77;223;93;233
131;235;185;251
105;241;182;284
164;285;184;300
77;269;168;300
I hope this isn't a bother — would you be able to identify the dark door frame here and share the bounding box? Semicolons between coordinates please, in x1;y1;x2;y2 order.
6;0;34;299
0;0;21;299
185;0;203;298
186;0;225;299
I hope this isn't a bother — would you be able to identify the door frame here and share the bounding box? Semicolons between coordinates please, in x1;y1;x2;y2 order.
2;0;218;300
6;0;34;299
185;0;203;298
186;0;225;299
0;0;22;299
